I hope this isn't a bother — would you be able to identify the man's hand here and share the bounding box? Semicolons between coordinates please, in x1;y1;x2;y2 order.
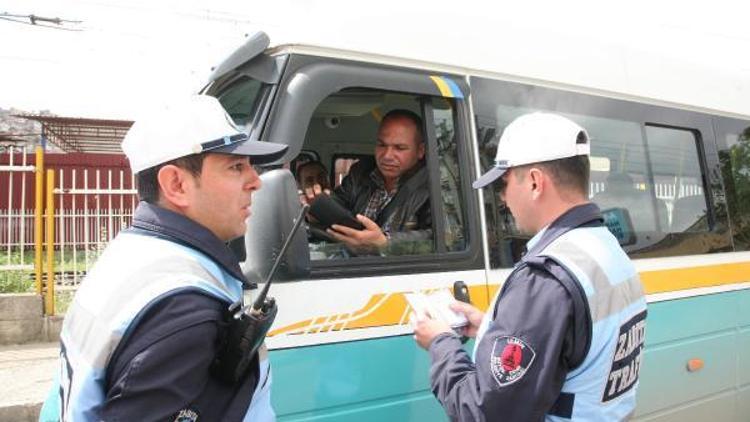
450;301;485;338
299;183;331;224
411;311;453;350
327;214;387;252
298;183;331;206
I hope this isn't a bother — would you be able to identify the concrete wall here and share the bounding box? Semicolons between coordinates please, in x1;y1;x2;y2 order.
0;294;61;345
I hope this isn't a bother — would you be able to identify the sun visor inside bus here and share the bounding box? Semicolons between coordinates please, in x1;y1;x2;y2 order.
208;31;282;84
601;207;637;246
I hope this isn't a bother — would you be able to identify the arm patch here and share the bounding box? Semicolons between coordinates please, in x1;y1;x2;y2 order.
490;336;536;387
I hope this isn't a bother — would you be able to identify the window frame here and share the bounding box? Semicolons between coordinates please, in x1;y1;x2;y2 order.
263;54;483;279
644;123;714;231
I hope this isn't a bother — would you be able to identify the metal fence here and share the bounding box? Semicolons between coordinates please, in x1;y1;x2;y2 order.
53;166;137;287
0;146;35;273
0;146;137;292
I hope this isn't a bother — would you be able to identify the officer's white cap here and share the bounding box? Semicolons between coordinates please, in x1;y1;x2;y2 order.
473;112;590;189
121;95;287;173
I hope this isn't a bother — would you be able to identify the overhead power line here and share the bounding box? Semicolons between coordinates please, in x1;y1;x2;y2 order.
0;12;83;31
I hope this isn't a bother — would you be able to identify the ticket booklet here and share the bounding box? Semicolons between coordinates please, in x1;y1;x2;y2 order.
405;289;468;329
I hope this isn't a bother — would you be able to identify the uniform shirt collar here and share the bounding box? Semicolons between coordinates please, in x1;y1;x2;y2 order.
525;225;548;252
524;202;603;258
129;201;248;287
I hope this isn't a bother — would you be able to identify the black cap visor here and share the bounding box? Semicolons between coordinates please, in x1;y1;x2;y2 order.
214;138;288;165
472;165;508;189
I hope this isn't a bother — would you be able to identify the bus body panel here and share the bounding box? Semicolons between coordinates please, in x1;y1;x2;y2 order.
634;290;743;418
206;31;750;419
271;336;449;421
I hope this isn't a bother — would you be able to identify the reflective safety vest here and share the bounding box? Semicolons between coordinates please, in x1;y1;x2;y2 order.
477;225;647;421
40;231;274;422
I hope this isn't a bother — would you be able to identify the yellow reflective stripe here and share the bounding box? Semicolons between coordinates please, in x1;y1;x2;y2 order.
268;261;750;337
430;75;454;98
640;261;750;294
486;262;750;296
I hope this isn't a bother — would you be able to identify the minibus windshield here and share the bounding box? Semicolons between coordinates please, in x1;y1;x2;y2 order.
213;76;267;134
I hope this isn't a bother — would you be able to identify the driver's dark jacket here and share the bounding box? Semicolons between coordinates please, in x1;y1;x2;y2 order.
332;158;432;244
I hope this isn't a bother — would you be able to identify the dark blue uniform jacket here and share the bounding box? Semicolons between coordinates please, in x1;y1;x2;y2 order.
428;204;602;421
100;202;263;421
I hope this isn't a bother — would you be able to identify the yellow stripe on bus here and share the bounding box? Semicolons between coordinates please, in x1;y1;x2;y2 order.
268;261;750;337
429;76;454;98
640;261;750;294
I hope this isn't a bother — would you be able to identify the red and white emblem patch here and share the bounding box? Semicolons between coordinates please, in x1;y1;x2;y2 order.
490;336;536;387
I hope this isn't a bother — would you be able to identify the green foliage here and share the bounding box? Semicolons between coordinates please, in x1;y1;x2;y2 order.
0;270;34;293
723;127;750;248
0;248;98;295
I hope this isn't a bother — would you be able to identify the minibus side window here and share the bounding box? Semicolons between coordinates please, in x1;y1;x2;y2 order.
473;77;721;265
475;105;672;264
644;126;709;233
717;121;750;251
475;102;713;267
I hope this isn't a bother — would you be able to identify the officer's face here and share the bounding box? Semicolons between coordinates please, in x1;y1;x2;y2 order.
184;153;262;241
499;168;534;235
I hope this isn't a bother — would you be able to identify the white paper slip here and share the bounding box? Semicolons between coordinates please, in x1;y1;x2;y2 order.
405;289;468;328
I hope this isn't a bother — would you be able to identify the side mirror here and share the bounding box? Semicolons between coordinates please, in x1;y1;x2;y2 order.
242;169;310;283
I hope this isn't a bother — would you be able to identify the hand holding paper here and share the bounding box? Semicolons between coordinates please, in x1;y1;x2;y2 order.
406;289;468;329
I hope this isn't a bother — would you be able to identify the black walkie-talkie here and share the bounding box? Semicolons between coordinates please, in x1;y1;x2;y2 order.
453;280;471;305
212;204;309;384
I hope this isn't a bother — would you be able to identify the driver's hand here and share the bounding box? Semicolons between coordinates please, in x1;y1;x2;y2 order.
299;183;331;223
327;214;387;253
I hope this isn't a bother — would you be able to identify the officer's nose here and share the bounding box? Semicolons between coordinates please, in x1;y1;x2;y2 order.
246;163;262;192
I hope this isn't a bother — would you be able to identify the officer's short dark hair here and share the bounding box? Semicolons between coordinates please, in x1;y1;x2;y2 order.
381;109;424;144
135;154;206;203
537;155;591;196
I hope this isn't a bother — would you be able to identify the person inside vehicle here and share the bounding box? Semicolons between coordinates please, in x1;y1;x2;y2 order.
296;160;331;196
302;109;431;255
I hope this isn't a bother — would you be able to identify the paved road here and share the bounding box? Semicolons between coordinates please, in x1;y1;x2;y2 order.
0;342;57;422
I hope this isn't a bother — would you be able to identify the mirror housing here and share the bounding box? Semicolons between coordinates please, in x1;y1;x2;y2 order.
242;169;310;283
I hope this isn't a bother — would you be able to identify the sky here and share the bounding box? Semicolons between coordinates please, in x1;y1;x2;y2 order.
2;0;749;121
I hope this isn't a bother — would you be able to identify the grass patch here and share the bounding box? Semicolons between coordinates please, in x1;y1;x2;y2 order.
1;247;102;297
0;270;34;293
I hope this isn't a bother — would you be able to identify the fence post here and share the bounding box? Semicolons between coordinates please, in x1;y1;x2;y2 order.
34;146;44;295
45;169;55;316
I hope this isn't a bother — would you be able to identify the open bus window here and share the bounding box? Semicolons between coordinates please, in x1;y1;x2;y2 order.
299;88;467;260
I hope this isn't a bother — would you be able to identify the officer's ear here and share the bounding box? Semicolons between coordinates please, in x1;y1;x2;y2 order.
528;167;545;198
157;164;194;209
